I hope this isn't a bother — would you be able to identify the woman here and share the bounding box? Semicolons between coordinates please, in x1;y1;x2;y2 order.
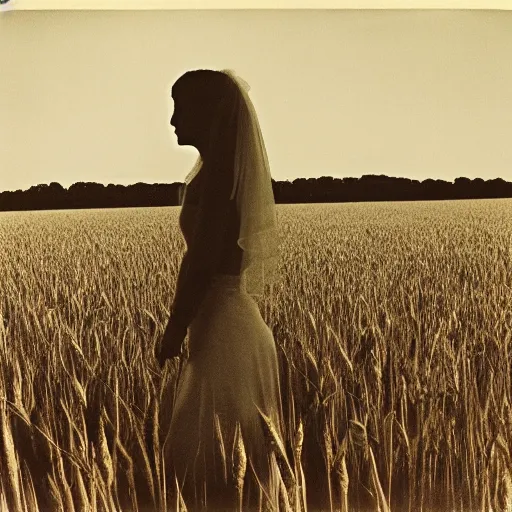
155;69;285;511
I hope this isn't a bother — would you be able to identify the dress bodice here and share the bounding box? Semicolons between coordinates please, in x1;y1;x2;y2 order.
179;176;244;276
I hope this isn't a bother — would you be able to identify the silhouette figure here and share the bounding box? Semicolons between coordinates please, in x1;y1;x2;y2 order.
155;69;285;510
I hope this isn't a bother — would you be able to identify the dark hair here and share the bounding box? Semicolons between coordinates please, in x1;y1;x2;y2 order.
173;69;234;111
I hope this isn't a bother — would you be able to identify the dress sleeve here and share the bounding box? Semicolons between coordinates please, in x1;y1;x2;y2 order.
169;163;234;330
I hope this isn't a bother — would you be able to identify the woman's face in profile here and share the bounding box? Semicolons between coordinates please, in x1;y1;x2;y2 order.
170;90;192;146
170;86;210;150
170;79;229;158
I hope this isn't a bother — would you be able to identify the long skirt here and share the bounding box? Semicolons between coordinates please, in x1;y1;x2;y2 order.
164;273;285;511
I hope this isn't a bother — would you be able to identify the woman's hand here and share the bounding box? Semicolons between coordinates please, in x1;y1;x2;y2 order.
155;319;188;368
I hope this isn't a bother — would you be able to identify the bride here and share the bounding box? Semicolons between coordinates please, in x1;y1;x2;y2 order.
155;68;285;510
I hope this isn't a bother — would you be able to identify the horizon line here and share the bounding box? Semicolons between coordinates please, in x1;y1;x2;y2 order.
1;174;509;195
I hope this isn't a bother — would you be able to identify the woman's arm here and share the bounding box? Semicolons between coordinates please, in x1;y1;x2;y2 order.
168;250;191;328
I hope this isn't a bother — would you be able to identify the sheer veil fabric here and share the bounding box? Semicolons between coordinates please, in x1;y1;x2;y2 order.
166;70;286;510
184;68;280;298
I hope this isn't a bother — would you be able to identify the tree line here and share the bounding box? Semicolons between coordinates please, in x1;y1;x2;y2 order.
0;175;511;212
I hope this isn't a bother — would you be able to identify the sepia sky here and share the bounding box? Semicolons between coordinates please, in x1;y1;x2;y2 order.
1;8;511;192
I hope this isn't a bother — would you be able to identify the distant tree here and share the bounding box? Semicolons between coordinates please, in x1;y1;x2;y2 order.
49;182;65;192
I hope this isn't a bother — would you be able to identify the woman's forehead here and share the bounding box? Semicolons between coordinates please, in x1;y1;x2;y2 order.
171;81;184;97
171;84;191;101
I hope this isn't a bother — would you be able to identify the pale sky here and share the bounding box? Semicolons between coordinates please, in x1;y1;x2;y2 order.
1;9;511;192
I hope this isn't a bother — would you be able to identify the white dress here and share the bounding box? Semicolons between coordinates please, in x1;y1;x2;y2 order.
165;195;285;510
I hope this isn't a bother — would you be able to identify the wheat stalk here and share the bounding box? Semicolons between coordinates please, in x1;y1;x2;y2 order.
256;406;295;493
97;411;114;491
0;401;22;512
214;412;228;485
334;436;349;512
231;421;247;511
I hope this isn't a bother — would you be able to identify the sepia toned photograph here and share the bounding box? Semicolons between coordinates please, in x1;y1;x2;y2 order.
1;3;512;511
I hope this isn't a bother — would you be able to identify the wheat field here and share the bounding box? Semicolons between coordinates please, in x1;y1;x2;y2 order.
0;198;511;512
